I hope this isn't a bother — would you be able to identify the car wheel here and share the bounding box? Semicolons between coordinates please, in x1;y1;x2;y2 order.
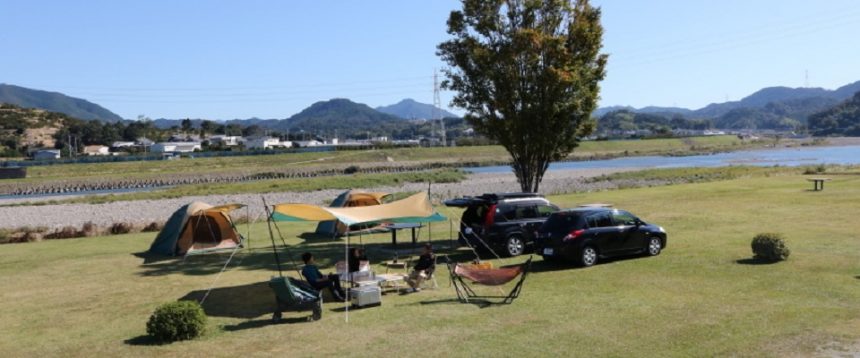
505;235;525;256
578;246;598;267
646;237;662;256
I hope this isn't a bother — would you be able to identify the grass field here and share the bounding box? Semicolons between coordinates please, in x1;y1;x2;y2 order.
18;135;755;183
2;171;858;357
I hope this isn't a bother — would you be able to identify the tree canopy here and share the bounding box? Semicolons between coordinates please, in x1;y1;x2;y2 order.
438;0;607;192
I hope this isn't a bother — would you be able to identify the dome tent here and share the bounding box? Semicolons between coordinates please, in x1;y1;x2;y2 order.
149;202;245;256
314;190;390;237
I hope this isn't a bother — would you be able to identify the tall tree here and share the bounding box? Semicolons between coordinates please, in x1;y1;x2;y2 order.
438;0;607;192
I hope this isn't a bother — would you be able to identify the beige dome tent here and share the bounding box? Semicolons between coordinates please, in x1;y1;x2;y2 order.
149;202;245;256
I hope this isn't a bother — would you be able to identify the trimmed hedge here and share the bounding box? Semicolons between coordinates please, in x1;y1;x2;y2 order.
146;301;207;343
751;233;790;262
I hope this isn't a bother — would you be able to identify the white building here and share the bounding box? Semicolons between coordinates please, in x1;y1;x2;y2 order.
294;140;323;148
111;141;136;148
209;135;243;146
151;142;202;153
246;137;286;150
33;149;61;160
83;145;110;156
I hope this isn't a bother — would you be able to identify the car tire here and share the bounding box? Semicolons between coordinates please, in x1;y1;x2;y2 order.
505;235;525;257
646;237;662;256
578;246;598;267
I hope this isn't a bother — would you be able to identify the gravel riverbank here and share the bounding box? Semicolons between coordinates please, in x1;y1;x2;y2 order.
0;167;637;230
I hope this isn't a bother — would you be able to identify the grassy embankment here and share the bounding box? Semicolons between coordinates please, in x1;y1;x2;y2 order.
1;171;858;357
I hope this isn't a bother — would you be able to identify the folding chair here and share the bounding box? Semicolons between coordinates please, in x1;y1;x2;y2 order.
268;276;322;322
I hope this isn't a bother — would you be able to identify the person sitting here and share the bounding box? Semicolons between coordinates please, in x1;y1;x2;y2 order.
301;252;347;301
347;247;368;273
405;244;435;292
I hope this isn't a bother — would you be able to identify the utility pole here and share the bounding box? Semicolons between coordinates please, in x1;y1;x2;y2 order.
433;69;446;147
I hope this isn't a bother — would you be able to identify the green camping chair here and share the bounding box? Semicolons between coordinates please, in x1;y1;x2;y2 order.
268;276;322;322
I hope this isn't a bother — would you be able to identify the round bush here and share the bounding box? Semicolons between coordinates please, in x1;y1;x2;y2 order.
751;233;790;262
146;301;207;342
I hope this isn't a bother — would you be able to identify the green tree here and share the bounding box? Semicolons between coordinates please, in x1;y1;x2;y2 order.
199;120;216;138
181;118;193;134
438;0;607;192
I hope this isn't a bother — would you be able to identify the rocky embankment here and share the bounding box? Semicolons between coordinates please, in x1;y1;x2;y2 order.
0;168;647;230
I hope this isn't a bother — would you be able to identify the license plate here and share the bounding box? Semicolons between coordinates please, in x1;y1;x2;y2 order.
543;248;554;256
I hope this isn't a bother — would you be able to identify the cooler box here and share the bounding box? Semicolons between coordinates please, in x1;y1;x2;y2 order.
350;285;381;308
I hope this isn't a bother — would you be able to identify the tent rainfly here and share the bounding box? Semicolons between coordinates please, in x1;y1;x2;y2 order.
315;190;390;237
270;191;446;322
149;202;246;256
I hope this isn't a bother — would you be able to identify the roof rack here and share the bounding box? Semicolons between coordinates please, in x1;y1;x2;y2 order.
479;192;544;200
577;203;613;208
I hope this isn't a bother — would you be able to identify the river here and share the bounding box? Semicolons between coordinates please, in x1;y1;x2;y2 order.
466;144;860;174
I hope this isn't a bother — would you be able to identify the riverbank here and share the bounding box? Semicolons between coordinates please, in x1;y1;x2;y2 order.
0;167;636;229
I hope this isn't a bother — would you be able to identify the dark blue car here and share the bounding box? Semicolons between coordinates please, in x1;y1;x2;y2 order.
534;207;667;267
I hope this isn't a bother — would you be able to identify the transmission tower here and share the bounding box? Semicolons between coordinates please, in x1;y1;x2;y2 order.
433;70;446;146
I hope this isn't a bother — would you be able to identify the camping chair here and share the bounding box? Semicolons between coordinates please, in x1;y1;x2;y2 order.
447;256;533;304
268;276;322;322
406;254;439;290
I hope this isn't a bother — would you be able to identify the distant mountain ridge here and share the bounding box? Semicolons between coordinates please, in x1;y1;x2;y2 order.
376;98;457;119
0;84;123;122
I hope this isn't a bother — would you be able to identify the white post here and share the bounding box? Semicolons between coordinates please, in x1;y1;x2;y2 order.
345;231;349;323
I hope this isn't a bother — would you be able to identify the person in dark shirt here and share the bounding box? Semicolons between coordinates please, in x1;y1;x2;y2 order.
347;247;368;273
301;252;346;301
405;244;435;292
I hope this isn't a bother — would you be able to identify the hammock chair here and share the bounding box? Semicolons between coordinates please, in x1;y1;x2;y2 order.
447;256;532;304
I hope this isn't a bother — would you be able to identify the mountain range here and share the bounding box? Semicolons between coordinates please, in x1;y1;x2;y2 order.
4;80;860;136
376;98;457;119
0;84;123;122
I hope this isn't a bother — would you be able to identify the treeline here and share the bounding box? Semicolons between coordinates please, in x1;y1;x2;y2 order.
597;110;713;134
807;91;860;136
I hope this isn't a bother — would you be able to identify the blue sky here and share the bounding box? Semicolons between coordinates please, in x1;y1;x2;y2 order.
2;0;859;120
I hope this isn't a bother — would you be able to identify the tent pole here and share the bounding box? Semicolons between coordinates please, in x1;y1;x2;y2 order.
261;197;284;278
345;231;350;323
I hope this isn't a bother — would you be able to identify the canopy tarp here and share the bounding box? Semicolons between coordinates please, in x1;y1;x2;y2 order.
272;192;446;225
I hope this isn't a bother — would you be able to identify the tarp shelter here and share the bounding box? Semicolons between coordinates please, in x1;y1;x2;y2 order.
270;191;446;321
314;190;390;237
149;202;246;256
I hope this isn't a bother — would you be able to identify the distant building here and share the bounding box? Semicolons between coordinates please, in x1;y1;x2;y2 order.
246;137;287;149
151;142;202;153
33;149;61;160
83;145;109;156
209;135;243;146
294;140;323;148
111;141;136;148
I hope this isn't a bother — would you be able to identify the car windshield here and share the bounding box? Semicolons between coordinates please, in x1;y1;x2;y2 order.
542;212;584;232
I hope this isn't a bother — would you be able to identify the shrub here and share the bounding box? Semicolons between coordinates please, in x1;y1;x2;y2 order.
146;301;207;343
343;165;360;174
80;222;99;237
142;222;162;232
109;222;133;235
46;226;81;239
751;233;790;262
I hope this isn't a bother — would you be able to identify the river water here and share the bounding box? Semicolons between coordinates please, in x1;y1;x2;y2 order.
466;145;860;173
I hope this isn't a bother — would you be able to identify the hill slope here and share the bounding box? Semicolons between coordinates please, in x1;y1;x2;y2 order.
284;98;411;137
376;98;457;119
808;91;860;136
0;84;123;122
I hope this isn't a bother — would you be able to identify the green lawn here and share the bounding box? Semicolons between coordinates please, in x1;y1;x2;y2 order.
2;172;858;357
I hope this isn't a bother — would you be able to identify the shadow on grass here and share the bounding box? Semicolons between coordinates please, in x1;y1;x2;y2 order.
124;335;163;346
736;257;780;265
418;298;497;309
221;318;312;331
180;281;274;319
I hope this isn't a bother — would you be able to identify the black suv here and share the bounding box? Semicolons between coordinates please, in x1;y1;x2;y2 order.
444;193;559;257
534;207;667;267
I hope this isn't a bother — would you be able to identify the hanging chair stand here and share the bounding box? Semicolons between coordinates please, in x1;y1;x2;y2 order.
446;256;533;305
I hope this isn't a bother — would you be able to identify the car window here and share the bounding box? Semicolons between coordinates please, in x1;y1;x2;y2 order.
611;210;638;226
515;205;538;219
586;212;613;228
543;212;582;232
536;205;556;217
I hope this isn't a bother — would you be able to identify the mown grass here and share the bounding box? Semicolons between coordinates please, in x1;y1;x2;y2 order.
1;173;859;356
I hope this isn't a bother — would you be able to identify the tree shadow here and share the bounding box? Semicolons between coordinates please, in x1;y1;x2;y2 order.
736;257;779;265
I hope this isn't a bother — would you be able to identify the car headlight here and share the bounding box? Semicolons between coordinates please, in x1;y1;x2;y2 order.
657;226;665;233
